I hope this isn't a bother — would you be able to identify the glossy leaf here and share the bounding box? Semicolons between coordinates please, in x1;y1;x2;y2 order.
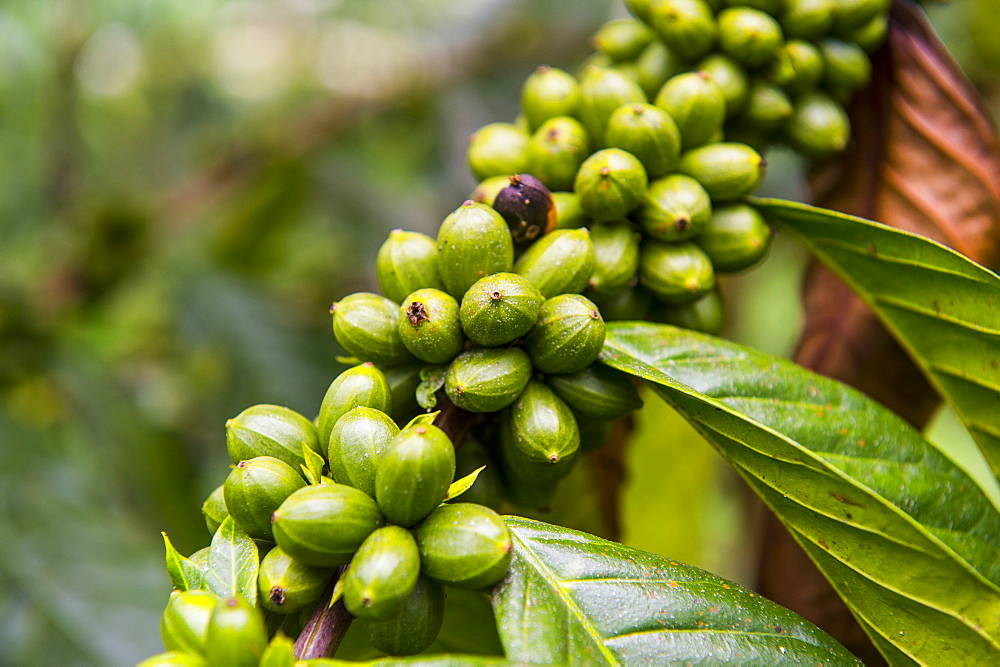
302;443;325;486
162;532;204;592
492;516;860;665
204;517;259;605
443;466;485;502
755;197;1000;479
602;322;1000;662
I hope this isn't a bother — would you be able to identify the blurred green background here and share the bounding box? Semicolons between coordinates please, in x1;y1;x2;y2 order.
1;1;997;664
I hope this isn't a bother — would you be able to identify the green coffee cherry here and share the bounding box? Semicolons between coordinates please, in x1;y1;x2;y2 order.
525;117;591;192
634;41;682;99
377;362;422;424
592;19;655;62
525;294;606;374
649;0;718;61
397;288;465;364
843;14;888;53
677;142;766;201
436;201;515;298
578;66;647;145
577;416;615;454
514;229;596;298
648;288;725;334
257;546;333;615
741;81;793;136
161;590;217;655
717;8;784;68
445;347;533;413
317;363;392;450
493;174;558;246
466;122;529;181
332;292;412;366
454;434;504;511
605;103;681;180
328;407;400;497
697;54;749;118
223;456;306;541
546;365;643;422
768;39;824;94
272;484;385;567
376;230;445;304
637;174;713;242
588;222;641;296
785;92;850;158
589;286;653;321
225;404;321;471
471;175;511;206
625;0;655;22
831;0;890;33
376;422;456;527
500;412;576;508
460;273;544;347
780;0;835;39
367;576;445;656
819;39;872;101
696;203;772;272
343;525;421;620
415;503;513;590
138;652;206;667
655;72;726;149
574;148;648;221
202;484;228;536
204;597;267;667
552;192;587;230
639;240;716;303
521;66;581;132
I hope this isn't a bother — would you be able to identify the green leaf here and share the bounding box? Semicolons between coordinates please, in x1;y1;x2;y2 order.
443;466;485;502
753;197;1000;480
405;411;440;430
602;322;1000;662
493;516;859;665
417;366;448;410
302;443;325;485
162;532;204;592
260;633;295;667
204;516;259;605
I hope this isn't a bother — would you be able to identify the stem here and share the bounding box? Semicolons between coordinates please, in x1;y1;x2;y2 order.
294;566;353;659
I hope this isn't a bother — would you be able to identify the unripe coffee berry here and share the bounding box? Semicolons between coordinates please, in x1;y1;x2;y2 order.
546;364;643;422
639;240;716;304
415;503;513;590
525;294;606;374
521;66;581;132
649;0;718;61
317;363;392;449
696;203;772;273
397;288;465;364
257;546;333;615
445;347;533;413
677;142;766;201
655;72;726;150
460;273;543;347
588;222;641;296
201;484;228;536
343;525;421;620
160;590;216;656
637;174;712;243
574;148;648;222
376;230;445;304
648;288;725;334
328;407;399;498
466;122;529;181
605;103;681;180
697;54;749;118
717;7;784;68
223;456;306;541
514;228;596;299
526;118;592;193
592;18;655;62
204;597;267;667
436;201;514;298
506;380;581;466
332;292;413;365
375;422;455;527
780;0;836;39
785;92;850;158
225;404;321;471
367;576;445;656
578;66;647;145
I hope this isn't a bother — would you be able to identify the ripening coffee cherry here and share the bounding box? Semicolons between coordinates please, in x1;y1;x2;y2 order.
204;597;267;667
578;66;647;145
605;103;681;179
436;201;514;298
785;92;850;158
460;273;544;347
161;590;217;656
818;39;872;101
575;148;648;221
677;142;766;201
223;456;306;541
332;292;413;365
588;222;641;296
780;0;836;39
634;41;683;99
648;288;725;334
201;484;228;536
637;174;713;243
525;294;606;374
397;288;464;364
592;18;655;62
552;191;587;230
767;39;824;94
514;228;597;298
376;422;455;527
696;203;772;273
525;117;592;193
328;407;399;498
272;484;385;567
655;72;726;149
492;174;559;245
741;81;793;136
445;347;533;413
639;240;716;303
367;576;445;656
546;364;643;422
415;503;513;590
697;54;749;118
317;363;392;451
225;404;321;471
466;122;529;180
257;546;333;615
376;230;445;304
343;525;421;620
648;0;718;61
717;7;784;68
521;66;582;132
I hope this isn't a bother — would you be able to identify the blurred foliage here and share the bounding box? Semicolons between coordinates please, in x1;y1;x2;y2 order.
0;1;997;665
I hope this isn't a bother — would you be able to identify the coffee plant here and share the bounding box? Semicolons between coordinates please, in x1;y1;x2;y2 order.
142;0;1000;664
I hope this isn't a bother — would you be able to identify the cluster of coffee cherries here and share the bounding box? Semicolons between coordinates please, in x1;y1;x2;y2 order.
151;379;513;664
467;0;888;333
333;195;643;509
